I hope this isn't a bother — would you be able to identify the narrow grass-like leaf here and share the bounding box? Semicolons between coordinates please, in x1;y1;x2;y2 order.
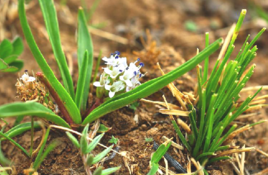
0;102;70;128
83;38;223;124
0;132;30;157
80;124;89;154
147;163;159;175
203;32;209;84
93;50;102;83
172;120;191;151
66;132;80;148
33;127;50;168
193;89;206;157
196;152;215;160
86;0;101;21
75;51;89;109
93;167;102;175
208;156;231;164
38;0;75;99
18;0;81;124
2;122;40;140
78;8;94;112
101;166;121;175
0;141;12;166
86;133;104;153
33;140;59;170
151;141;171;164
86;154;94;166
92;145;113;164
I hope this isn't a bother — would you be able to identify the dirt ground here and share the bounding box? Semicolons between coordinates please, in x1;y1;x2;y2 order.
1;0;268;174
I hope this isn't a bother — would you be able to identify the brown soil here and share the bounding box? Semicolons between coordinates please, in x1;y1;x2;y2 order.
1;0;268;174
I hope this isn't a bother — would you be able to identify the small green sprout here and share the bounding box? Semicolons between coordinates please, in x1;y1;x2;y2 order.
129;101;140;111
184;20;198;32
145;137;154;143
108;136;119;145
66;124;120;174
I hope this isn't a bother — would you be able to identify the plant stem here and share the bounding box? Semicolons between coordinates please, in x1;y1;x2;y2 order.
36;72;74;125
83;98;103;118
30;116;34;158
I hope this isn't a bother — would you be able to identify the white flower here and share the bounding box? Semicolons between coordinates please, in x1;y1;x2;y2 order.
20;73;36;83
102;52;127;67
119;62;143;87
105;81;125;98
93;74;109;87
103;64;126;79
94;51;145;98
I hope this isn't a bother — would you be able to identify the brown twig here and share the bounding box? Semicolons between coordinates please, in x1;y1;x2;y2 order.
36;72;74;125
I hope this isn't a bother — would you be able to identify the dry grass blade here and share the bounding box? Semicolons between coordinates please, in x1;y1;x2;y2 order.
177;118;191;134
88;26;128;44
159;109;190;117
241;85;268;92
216;147;255;157
141;98;181;110
218;24;235;60
224;125;252;144
256;148;268;157
157;62;188;110
162;136;184;150
252;167;268;175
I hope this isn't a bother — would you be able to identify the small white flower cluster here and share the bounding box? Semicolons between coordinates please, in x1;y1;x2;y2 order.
93;51;145;98
20;71;36;83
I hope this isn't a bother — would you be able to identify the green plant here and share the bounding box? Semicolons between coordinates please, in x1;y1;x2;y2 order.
108;136;118;144
0;121;59;174
171;9;266;169
0;0;223;129
66;124;120;175
147;141;171;175
0;37;24;72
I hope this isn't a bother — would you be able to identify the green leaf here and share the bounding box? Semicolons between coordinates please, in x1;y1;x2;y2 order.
77;8;94;112
33;127;51;169
86;154;94;166
2;122;40;140
9;60;24;72
18;0;81;124
98;124;110;133
0;39;13;59
0;59;8;70
147;162;159;175
34;141;59;170
93;167;102;175
38;0;75;99
92;145;113;164
75;51;89;109
3;55;18;64
66;132;80;148
151;142;171;164
0;102;70;128
86;133;104;153
101;166;121;175
80;124;89;154
12;37;24;55
0;141;11;166
108;135;118;144
0;131;30;157
83;38;223;124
